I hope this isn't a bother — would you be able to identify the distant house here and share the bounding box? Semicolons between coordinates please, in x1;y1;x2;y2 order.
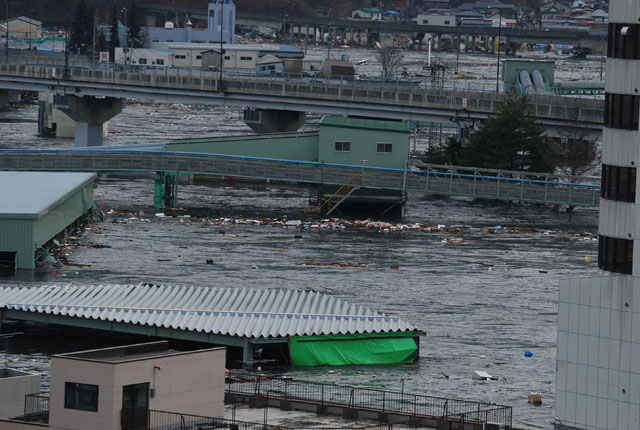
351;8;383;21
115;47;174;67
455;10;492;27
0;16;42;41
321;59;355;78
591;8;608;23
415;11;456;26
256;54;284;75
384;10;403;23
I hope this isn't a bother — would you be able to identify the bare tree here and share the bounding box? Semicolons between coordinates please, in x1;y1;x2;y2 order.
551;112;601;178
378;46;404;80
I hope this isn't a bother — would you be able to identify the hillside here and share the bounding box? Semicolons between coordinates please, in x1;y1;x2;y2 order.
7;0;367;27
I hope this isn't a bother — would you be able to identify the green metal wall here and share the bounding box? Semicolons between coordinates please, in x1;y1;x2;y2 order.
167;132;320;161
318;119;410;170
0;179;94;270
33;180;95;248
0;219;35;270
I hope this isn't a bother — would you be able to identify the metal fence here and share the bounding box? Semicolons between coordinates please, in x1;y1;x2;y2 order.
22;393;49;424
123;408;393;430
0;149;600;207
226;374;512;429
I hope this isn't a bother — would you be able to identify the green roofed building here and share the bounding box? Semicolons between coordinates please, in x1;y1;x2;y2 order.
0;172;96;272
166;116;411;214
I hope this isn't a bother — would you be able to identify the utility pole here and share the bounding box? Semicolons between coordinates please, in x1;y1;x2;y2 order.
64;0;69;77
122;7;128;67
4;1;8;62
92;11;96;61
219;0;224;92
495;12;502;93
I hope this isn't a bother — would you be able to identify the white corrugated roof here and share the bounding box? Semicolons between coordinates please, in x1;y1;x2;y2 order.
0;284;417;339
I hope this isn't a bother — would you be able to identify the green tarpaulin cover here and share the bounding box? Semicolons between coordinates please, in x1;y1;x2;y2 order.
289;332;417;366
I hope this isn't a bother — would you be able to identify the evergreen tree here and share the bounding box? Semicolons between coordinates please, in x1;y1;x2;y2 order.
423;136;464;166
460;94;554;173
108;5;120;62
128;0;143;48
70;0;91;54
96;29;108;56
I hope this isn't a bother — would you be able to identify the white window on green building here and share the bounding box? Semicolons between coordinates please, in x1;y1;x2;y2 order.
335;141;351;152
376;143;393;153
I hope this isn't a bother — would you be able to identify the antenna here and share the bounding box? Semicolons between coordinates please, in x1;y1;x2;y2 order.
1;332;23;369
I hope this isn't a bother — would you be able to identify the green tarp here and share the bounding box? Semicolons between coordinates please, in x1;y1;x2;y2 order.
289;332;417;366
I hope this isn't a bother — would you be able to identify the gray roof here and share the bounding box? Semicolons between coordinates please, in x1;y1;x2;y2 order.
0;284;417;339
0;172;96;219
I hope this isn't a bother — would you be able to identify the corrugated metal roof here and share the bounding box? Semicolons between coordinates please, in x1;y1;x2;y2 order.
0;172;96;219
0;284;417;339
320;116;411;133
169;43;303;53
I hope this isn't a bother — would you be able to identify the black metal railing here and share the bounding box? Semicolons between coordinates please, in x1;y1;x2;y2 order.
122;408;393;430
22;393;49;424
226;374;512;429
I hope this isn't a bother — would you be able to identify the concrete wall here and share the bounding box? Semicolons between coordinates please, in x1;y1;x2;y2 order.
0;420;47;430
38;93;108;139
556;275;640;429
0;369;41;419
49;347;226;430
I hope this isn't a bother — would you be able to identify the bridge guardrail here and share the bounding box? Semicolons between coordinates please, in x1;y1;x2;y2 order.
0;57;604;124
0;149;601;206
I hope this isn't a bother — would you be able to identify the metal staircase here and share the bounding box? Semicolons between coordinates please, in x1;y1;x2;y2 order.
315;174;363;215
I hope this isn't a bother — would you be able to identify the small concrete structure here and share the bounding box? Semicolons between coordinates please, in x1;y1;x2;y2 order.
0;172;96;271
0;369;41;420
256;54;284;75
54;96;123;147
243;109;306;134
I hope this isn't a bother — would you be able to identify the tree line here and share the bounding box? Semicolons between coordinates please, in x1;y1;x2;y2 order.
69;0;143;60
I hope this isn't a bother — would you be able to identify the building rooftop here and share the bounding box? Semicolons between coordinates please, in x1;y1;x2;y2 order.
0;172;96;219
0;283;418;339
170;43;303;54
320;116;411;134
55;340;223;363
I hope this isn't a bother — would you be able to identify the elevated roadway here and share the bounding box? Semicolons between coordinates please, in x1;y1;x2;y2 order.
0;149;601;208
0;62;604;140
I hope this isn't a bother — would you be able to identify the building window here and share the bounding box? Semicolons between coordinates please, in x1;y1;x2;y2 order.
156;59;164;65
608;23;640;60
444;20;450;25
604;93;640;131
240;56;253;61
65;382;99;412
138;58;147;65
196;55;202;60
175;55;186;59
376;143;393;153
601;164;637;203
335;141;351;152
598;235;633;275
224;56;231;60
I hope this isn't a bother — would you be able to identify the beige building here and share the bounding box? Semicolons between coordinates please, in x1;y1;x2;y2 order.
1;16;42;41
0;341;226;430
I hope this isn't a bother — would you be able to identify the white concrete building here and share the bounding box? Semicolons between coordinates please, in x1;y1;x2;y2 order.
554;1;640;429
0;16;42;41
114;47;174;67
415;12;456;26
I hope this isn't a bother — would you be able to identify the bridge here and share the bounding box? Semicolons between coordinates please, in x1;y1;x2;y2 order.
0;149;601;210
0;59;604;147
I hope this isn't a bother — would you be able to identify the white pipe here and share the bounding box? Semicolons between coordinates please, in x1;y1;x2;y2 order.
428;39;431;67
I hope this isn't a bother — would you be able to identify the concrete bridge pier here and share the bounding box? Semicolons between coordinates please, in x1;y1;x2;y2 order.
243;108;306;134
56;95;124;147
0;90;7;109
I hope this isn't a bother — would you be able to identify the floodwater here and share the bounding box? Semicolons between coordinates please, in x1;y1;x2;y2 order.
0;49;603;429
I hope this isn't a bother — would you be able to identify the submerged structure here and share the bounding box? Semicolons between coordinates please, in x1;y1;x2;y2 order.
0;284;422;367
166;116;411;215
554;1;640;428
0;172;96;273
